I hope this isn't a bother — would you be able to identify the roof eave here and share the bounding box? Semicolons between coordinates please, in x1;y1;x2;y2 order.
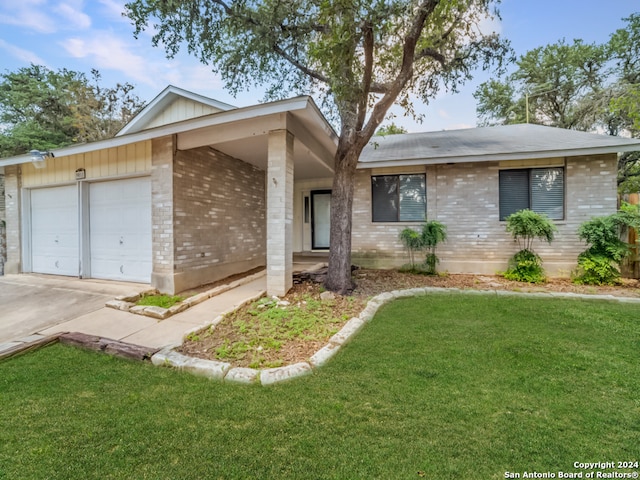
357;144;640;169
0;96;335;167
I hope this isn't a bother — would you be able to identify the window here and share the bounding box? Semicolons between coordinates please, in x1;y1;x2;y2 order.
499;167;564;220
371;174;426;222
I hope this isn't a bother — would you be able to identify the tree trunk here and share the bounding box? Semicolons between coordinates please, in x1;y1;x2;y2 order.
325;141;364;294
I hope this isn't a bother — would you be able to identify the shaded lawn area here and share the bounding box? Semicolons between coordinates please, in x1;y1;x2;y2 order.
1;293;639;480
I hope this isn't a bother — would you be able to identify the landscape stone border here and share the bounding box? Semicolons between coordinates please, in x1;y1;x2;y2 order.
150;286;640;386
105;270;267;320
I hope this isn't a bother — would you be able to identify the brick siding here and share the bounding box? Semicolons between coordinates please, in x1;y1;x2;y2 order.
351;154;618;276
173;146;266;276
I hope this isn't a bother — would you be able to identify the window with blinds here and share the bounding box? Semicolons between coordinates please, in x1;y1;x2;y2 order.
372;174;426;222
499;167;564;221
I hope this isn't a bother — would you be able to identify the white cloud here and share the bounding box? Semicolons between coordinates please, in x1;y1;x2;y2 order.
61;31;156;86
97;0;127;22
438;109;451;119
53;1;92;30
162;63;223;93
0;39;49;66
478;11;502;36
0;0;56;34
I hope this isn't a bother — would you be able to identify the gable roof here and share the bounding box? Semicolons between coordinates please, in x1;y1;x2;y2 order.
116;85;237;136
360;124;640;168
0;95;337;171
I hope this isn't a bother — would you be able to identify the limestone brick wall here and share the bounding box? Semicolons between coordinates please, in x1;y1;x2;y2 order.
3;165;20;274
351;154;618;276
151;136;175;286
0;173;5;274
266;130;294;296
171;146;266;292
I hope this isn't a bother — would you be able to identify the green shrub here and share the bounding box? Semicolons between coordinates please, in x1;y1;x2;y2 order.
573;203;640;285
573;252;620;285
503;210;556;283
503;249;546;283
399;221;447;275
399;228;423;268
505;209;557;250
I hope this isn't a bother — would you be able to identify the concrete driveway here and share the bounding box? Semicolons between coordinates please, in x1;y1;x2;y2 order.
0;274;148;344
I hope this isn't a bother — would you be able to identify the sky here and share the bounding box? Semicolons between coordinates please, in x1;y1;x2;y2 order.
0;0;637;133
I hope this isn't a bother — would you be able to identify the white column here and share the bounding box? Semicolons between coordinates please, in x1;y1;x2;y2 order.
266;129;294;296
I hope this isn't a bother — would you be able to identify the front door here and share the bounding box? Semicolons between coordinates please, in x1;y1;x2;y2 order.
311;190;331;250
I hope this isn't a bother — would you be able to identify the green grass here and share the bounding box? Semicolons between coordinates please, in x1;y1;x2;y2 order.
1;293;639;479
136;293;184;309
209;295;346;367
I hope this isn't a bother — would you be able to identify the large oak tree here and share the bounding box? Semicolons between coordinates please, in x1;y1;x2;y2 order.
125;0;511;293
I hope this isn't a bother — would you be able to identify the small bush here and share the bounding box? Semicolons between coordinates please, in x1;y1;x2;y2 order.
399;228;423;267
399;221;447;275
503;249;546;283
503;210;556;283
506;209;556;250
573;203;640;285
573;252;620;286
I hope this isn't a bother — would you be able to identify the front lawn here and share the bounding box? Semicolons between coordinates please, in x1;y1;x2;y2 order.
1;293;638;479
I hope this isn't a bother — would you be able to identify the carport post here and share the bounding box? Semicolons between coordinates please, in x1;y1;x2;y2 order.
266;129;294;296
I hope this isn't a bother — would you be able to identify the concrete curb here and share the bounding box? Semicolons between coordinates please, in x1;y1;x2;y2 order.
105;270;266;320
0;333;62;361
150;286;640;385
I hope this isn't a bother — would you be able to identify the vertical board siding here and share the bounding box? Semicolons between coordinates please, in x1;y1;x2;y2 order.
21;141;152;187
145;98;222;130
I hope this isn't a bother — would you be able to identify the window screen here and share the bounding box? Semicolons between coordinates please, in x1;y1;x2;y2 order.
499;167;564;221
372;174;425;222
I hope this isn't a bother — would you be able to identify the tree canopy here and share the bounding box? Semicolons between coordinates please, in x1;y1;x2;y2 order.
375;122;408;136
125;0;511;293
474;39;607;129
474;13;640;193
0;65;144;157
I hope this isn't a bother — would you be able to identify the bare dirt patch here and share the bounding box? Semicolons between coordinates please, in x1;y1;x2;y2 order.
177;269;640;368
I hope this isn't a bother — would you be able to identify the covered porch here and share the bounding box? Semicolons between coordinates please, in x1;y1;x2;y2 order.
163;97;337;296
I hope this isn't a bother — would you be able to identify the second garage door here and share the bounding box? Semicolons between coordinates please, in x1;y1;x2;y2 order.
89;178;152;283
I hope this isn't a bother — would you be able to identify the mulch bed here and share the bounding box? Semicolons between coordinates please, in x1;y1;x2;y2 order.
177;269;640;368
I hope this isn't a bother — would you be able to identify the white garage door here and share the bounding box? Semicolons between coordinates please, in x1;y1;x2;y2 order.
89;177;151;282
31;185;79;276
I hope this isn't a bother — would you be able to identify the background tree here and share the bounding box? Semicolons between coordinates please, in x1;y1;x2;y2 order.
474;39;607;128
376;122;408;136
608;15;640;192
125;0;511;293
0;65;144;157
474;13;640;193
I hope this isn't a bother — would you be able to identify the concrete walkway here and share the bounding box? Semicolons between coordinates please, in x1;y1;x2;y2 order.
39;276;267;349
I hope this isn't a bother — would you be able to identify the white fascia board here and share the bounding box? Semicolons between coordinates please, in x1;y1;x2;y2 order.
0;97;324;167
357;144;640;169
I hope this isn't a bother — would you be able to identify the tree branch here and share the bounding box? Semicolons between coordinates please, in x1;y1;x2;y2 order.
209;0;331;86
356;21;374;130
272;44;331;84
359;0;440;142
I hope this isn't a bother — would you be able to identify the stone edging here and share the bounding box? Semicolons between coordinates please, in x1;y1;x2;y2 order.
150;286;640;386
104;271;267;320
